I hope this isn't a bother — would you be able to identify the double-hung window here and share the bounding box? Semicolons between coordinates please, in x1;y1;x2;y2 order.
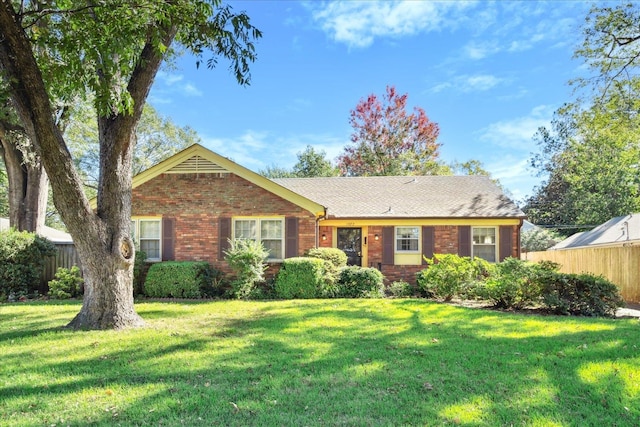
472;227;496;262
396;226;419;252
234;218;283;261
131;218;161;261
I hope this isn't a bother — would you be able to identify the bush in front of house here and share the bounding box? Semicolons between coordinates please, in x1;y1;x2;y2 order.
0;228;56;300
48;266;84;299
387;280;413;298
304;247;348;296
540;272;624;317
144;261;214;298
417;254;490;301
133;250;148;297
476;257;558;309
275;257;325;299
336;266;385;298
224;238;269;299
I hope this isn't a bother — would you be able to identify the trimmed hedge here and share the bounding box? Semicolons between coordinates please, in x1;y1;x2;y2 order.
336;266;385;298
48;266;84;299
0;229;56;299
305;247;348;269
417;254;492;301
275;257;325;299
144;261;216;298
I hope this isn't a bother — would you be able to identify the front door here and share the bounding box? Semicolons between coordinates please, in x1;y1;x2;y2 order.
337;228;362;266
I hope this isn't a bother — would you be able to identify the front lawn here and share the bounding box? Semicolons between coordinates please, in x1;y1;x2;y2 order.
1;299;638;426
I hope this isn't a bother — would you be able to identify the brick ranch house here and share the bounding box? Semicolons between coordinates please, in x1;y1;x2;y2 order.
131;144;526;284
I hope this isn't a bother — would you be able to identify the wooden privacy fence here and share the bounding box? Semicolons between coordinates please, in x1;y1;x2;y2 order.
41;243;82;289
523;246;640;304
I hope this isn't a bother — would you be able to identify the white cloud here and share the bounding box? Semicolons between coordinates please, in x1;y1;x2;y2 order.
486;156;539;201
150;72;202;104
479;105;555;151
201;131;348;172
309;1;475;48
431;74;504;93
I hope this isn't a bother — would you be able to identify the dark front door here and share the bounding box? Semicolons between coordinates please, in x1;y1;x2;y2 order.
337;228;362;266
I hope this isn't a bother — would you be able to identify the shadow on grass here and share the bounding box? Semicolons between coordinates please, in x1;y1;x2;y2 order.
1;299;638;426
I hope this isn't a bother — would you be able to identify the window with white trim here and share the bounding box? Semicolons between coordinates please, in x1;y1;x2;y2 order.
131;219;161;261
396;226;419;252
234;218;283;260
472;227;496;262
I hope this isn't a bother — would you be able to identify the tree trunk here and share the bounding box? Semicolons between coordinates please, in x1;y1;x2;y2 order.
0;129;48;233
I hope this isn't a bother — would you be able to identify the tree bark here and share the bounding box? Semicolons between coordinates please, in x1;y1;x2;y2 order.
0;130;48;233
0;3;176;329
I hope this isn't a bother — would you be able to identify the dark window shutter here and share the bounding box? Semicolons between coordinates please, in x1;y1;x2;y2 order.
285;217;299;258
382;226;394;265
162;217;175;261
422;226;435;265
499;226;513;261
218;217;231;261
458;226;471;257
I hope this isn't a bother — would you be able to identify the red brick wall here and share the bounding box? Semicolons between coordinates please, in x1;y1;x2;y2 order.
132;173;317;276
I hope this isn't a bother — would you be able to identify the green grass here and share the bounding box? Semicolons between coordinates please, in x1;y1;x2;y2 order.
1;299;638;426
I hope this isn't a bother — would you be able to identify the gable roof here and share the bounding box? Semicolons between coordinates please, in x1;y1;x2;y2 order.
132;144;326;217
273;176;525;219
551;213;640;249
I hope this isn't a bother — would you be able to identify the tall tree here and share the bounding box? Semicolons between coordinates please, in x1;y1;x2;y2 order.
261;145;338;178
0;1;260;329
292;145;338;177
338;85;443;176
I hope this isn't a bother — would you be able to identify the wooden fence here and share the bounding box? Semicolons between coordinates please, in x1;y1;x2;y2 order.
40;243;82;290
523;246;640;303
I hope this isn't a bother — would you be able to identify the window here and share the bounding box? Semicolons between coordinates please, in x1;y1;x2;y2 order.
473;227;496;262
131;219;161;261
234;218;283;260
396;226;419;252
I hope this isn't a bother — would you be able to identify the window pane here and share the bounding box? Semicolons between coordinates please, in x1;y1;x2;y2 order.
473;228;495;244
140;220;160;239
474;245;496;262
235;220;257;239
263;239;282;260
140;239;160;259
396;227;419;252
261;220;282;239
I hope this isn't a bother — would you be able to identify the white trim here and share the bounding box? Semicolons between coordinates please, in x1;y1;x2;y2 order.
232;217;285;261
131;217;162;261
395;226;420;253
472;226;498;263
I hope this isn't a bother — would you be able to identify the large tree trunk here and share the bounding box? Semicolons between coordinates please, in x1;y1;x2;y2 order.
0;3;161;329
0;136;48;233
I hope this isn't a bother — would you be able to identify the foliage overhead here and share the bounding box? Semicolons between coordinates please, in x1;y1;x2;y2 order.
338;85;443;176
261;145;338;178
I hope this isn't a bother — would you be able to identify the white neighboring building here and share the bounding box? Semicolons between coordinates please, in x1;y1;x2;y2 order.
550;213;640;250
0;217;73;243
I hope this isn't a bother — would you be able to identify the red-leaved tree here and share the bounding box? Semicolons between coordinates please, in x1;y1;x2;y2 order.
338;86;443;176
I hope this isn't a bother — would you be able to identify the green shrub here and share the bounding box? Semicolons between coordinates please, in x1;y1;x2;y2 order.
48;266;84;299
387;280;413;298
224;238;268;299
275;257;325;299
144;261;214;298
417;254;487;301
477;257;556;309
305;247;348;268
540;272;624;317
133;251;148;297
336;266;385;298
0;229;56;300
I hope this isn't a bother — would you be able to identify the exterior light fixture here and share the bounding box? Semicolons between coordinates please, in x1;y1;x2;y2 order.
322;234;327;241
374;234;379;241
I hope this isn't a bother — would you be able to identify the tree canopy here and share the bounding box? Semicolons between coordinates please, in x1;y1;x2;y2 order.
337;85;444;176
0;0;260;329
261;145;338;178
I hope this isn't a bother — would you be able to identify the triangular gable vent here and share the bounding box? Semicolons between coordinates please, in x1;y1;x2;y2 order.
166;155;229;174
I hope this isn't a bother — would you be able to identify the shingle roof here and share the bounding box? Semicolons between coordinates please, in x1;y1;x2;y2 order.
551;213;640;249
273;176;525;219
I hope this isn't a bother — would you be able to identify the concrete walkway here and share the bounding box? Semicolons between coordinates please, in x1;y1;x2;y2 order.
617;303;640;319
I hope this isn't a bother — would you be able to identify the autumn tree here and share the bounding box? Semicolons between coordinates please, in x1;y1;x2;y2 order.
337;86;443;176
0;1;260;329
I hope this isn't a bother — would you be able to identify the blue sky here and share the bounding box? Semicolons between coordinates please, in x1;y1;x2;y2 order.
149;0;595;203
